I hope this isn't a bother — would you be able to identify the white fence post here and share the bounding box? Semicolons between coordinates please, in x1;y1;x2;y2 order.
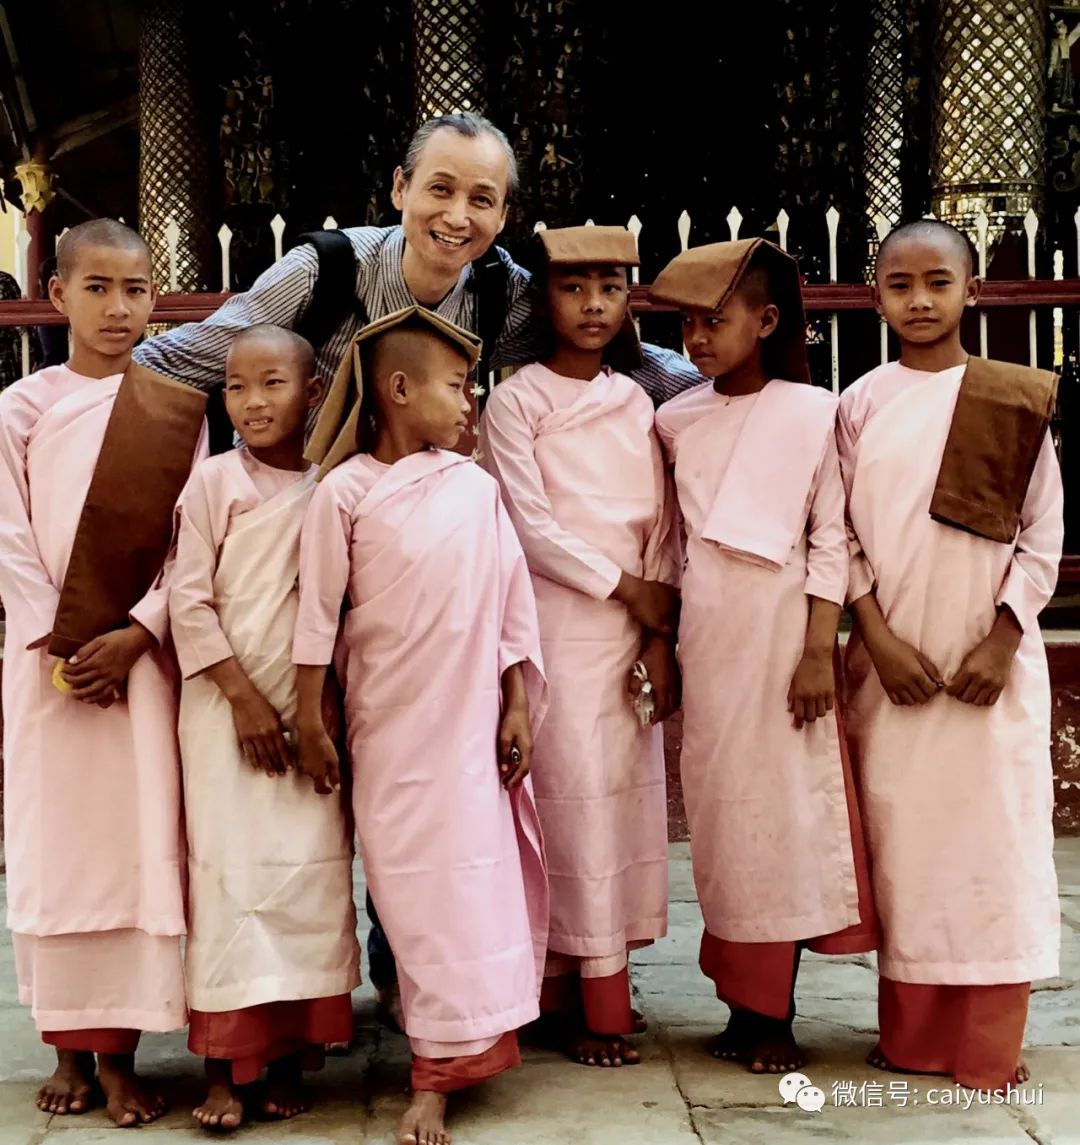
826;206;840;394
1025;208;1038;367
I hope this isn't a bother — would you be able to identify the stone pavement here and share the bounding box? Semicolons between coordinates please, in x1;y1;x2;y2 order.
0;842;1077;1145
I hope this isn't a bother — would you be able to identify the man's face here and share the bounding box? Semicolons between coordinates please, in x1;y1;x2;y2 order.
392;128;510;278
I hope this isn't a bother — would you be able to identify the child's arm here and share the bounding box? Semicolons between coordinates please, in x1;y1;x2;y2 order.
836;396;943;707
0;387;61;648
292;475;352;794
168;471;292;773
497;661;532;789
63;425;212;706
631;437;682;723
946;432;1064;706
295;664;340;795
481;389;677;635
788;436;846;727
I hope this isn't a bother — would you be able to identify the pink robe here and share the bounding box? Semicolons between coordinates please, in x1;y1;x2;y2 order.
0;365;192;1034
480;364;675;981
293;449;548;1061
838;362;1062;986
169;449;360;1019
655;380;860;947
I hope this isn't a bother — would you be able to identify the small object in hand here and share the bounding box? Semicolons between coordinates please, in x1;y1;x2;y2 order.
631;660;655;728
510;745;522;766
51;658;73;695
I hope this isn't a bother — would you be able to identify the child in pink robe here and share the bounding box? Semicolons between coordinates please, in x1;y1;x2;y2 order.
479;226;679;1069
0;221;194;1126
649;239;877;1074
839;220;1062;1092
169;326;360;1131
293;306;548;1145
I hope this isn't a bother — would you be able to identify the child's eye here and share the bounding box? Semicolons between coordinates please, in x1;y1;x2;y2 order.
128;286;147;295
930;279;951;289
889;283;909;292
561;283;582;293
86;284;105;293
706;317;722;328
603;283;623;294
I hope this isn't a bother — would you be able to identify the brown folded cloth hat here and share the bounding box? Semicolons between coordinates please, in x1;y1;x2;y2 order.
537;225;643;374
930;357;1057;544
648;238;810;386
304;305;481;480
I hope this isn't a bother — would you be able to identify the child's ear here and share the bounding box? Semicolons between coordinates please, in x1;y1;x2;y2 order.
758;303;780;340
47;274;66;316
147;280;159;310
870;281;884;318
965;275;983;309
389;369;409;406
306;375;324;409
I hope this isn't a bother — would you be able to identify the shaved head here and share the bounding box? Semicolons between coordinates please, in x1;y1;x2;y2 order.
366;323;472;396
229;323;316;376
56;219;152;280
876;219;974;280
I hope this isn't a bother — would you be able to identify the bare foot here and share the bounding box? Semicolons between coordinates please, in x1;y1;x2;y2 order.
632;1008;648;1034
97;1053;166;1127
569;1030;641;1067
749;1023;806;1075
260;1053;310;1120
325;1040;351;1055
376;983;406;1034
707;1010;756;1064
866;1044;929;1075
36;1050;95;1115
400;1089;449;1145
193;1059;243;1131
1015;1060;1030;1085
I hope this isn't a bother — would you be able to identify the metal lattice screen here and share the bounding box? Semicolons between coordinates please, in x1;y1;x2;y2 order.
863;0;906;268
931;0;1047;240
138;0;213;291
411;0;485;124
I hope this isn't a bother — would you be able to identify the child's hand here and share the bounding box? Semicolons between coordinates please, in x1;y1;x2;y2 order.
630;636;680;724
946;621;1019;706
614;574;680;636
296;725;341;795
787;648;835;729
62;624;154;705
230;687;292;776
867;630;943;707
498;705;532;789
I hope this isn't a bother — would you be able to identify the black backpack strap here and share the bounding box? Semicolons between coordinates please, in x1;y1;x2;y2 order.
468;248;511;409
293;230;368;349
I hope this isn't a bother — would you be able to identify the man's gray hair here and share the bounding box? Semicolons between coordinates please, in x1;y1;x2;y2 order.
401;112;519;201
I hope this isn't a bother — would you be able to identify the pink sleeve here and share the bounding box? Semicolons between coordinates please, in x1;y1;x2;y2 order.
167;462;235;678
995;432;1064;634
0;385;60;647
836;396;875;604
293;472;352;666
130;423;211;648
804;433;849;606
480;388;622;600
642;434;681;587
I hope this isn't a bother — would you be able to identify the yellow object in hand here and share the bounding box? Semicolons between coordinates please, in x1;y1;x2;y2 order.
52;658;73;694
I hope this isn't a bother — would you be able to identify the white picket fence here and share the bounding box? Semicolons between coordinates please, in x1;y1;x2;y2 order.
9;202;1080;392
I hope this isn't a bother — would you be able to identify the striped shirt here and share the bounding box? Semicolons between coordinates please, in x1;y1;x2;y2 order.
133;225;701;410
